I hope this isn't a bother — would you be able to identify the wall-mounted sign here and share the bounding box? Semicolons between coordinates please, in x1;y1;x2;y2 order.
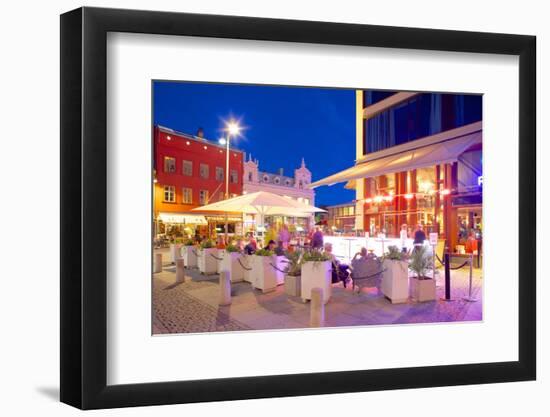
429;232;438;245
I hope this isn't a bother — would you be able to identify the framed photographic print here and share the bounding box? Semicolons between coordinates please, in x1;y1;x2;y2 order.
60;6;536;410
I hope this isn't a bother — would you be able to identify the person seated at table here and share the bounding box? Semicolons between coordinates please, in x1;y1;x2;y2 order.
324;243;351;287
352;247;368;261
263;239;277;252
274;240;285;256
216;236;226;249
244;234;257;255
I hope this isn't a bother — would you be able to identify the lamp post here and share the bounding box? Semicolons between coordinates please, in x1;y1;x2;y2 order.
219;120;241;243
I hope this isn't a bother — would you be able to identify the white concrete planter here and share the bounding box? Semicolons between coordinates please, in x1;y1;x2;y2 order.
220;252;245;282
301;261;332;304
198;248;218;275
410;276;436;302
182;245;198;268
216;249;226;274
251;255;278;293
284;274;301;296
275;255;287;286
241;254;254;283
381;259;409;303
169;243;183;263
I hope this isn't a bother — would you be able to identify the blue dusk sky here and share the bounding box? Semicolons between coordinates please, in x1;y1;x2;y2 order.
153;81;356;207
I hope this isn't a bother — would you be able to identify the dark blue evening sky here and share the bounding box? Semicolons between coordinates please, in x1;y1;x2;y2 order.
153;81;356;207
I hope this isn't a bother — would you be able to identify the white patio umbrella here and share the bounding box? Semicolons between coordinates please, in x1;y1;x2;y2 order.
191;191;325;230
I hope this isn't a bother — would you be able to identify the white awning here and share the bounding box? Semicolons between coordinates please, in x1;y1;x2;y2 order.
311;128;481;188
157;213;208;225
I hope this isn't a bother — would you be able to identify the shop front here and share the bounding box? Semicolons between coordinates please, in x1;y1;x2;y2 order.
310;122;483;256
155;212;209;243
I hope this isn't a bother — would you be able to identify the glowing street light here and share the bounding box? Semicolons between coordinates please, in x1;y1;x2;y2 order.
221;119;243;242
226;121;241;137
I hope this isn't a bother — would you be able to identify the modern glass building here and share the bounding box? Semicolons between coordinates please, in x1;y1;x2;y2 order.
312;90;482;253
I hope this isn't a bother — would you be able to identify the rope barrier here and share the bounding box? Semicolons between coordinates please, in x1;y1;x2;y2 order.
436;254;472;270
210;253;224;261
236;257;253;271
449;260;470;270
269;262;288;274
192;249;200;257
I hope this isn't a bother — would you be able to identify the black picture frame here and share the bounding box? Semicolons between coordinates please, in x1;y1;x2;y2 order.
60;6;536;410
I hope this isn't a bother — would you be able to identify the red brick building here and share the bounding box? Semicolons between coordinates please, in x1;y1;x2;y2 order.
153;125;244;237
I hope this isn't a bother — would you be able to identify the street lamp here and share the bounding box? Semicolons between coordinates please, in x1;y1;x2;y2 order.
219;119;242;242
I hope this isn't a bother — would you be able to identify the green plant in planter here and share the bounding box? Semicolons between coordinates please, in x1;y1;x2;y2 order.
384;245;408;261
255;248;274;256
174;238;184;244
302;250;331;263
283;250;303;276
183;238;195;246
409;245;433;279
225;244;241;253
200;239;214;249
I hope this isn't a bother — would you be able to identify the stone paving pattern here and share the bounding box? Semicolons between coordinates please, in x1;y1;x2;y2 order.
152;249;483;335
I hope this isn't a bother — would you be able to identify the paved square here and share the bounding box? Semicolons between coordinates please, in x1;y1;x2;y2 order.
152;249;482;334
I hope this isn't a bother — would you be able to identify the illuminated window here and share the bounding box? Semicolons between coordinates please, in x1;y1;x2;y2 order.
163;185;175;202
164;156;176;173
199;190;209;205
182;160;193;176
199;163;209;179
182;188;192;204
215;167;224;182
230;170;239;184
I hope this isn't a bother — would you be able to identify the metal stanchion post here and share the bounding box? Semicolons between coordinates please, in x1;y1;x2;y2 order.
463;254;478;302
441;252;455;301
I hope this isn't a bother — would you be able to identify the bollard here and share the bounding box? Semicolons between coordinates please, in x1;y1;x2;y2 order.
176;257;186;283
310;287;325;327
154;253;163;273
219;270;232;306
443;252;451;300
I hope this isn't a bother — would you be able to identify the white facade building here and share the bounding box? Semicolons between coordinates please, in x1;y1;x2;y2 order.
243;155;316;230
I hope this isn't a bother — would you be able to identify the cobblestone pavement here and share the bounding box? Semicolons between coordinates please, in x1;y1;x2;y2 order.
152;248;483;334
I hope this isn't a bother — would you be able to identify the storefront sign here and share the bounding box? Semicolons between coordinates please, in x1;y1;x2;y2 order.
452;194;482;207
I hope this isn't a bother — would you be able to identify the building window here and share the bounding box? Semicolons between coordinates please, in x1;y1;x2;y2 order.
215;167;224;182
199;190;209;205
248;172;253;182
182;187;192;204
164;157;176;173
285;179;291;186
199;163;209;179
274;177;280;184
230;169;238;184
182;160;193;176
163;185;175;202
304;198;310;205
263;174;269;182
